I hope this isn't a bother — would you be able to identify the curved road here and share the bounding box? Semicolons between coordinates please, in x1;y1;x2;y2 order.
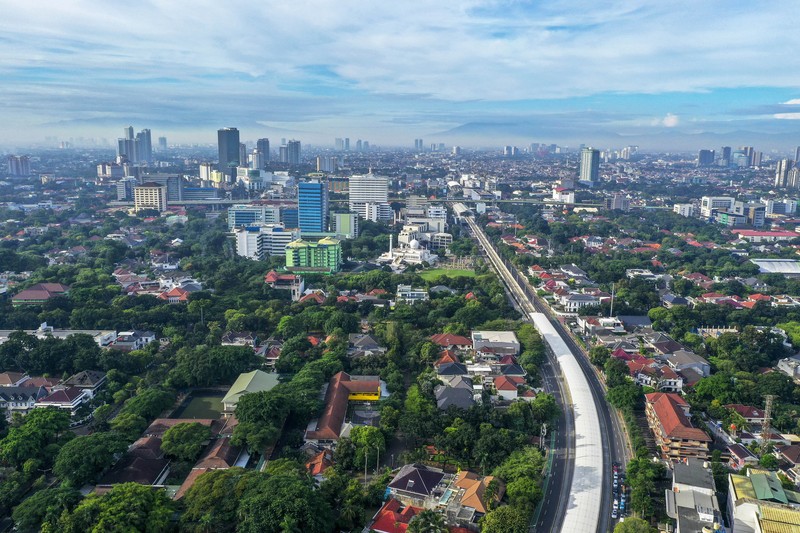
467;217;629;533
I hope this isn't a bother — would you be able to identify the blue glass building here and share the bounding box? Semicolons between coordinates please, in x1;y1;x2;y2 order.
298;180;328;233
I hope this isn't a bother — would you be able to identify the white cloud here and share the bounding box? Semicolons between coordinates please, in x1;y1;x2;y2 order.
661;113;680;127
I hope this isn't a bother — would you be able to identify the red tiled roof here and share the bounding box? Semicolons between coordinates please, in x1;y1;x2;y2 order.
724;404;765;419
305;371;381;441
435;351;460;366
158;287;190;301
299;292;325;304
38;387;84;403
494;375;524;391
305;450;333;476
430;333;472;347
371;499;421;533
646;392;710;442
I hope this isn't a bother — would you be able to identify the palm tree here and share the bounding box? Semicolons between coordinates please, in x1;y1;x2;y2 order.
407;509;447;533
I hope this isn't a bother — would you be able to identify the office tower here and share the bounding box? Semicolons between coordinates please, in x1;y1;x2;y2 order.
795;147;800;164
124;126;134;141
118;126;136;162
414;138;424;151
789;168;800;190
227;204;282;230
604;194;630;211
256;138;270;166
453;146;462;155
753;151;763;167
332;213;359;239
298;179;328;232
239;143;248;169
356;140;362;152
217;127;240;182
136;129;152;164
279;145;289;163
775;159;794;188
249;150;264;170
158;137;167;151
349;173;390;222
740;146;755;166
6;155;31;176
134;182;168;212
116;177;138;201
438;143;445;152
234;223;298;260
697;149;715;167
199;163;215;182
720;146;732;166
580;147;600;183
363;141;369;151
335;138;344;151
344;138;350;151
286;140;301;165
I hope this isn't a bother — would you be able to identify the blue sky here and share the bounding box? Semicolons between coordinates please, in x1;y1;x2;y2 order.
2;0;800;150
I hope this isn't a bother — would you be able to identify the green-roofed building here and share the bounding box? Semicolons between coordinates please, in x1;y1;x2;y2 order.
285;237;342;274
222;370;280;417
727;468;800;533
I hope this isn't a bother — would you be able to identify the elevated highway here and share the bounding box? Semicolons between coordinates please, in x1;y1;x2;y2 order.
466;216;621;532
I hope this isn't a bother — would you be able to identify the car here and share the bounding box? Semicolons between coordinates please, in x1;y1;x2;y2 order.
611;509;618;519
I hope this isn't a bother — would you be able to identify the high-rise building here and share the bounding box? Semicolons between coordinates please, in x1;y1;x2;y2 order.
789;168;800;190
775;159;794;188
349;174;390;221
217;127;240;182
136;129;152;164
234;223;298;260
344;138;350;151
139;173;183;202
356;140;362;152
285;237;342;273
604;194;631;211
227;204;282;230
248;150;264;170
298;179;328;233
256;138;270;166
580;147;600;183
720;146;732;167
134;182;167;212
286;140;301;165
116;177;138;201
698;149;715;167
363;141;369;151
158;137;167;151
239;143;248;169
316;156;338;172
6;155;31;176
795;146;800;165
335;138;344;151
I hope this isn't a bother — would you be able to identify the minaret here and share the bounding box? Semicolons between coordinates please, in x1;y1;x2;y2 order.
389;234;393;259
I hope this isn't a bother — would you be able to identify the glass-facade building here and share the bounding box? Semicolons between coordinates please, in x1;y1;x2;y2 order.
298;180;328;233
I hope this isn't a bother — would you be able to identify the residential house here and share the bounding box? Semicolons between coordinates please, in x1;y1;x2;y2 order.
430;333;473;351
0;372;29;387
437;362;469;378
558;293;599;314
434;382;476;410
776;445;800;485
663;350;711;378
35;387;90;416
221;370;279;417
368;499;422;533
113;330;156;351
442;471;504;527
776;355;800;381
305;449;334;484
494;375;525;401
627;361;683;392
387;463;448;508
63;370;106;398
264;270;305;301
98;435;170;489
645;392;711;461
347;334;386;358
221;331;258;346
396;284;429;304
0;386;48;416
158;286;191;303
728;443;759;471
665;459;722;533
725;404;767;426
174;436;245;499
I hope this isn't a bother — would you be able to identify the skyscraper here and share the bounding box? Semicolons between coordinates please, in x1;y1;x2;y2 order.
158;137;167;151
136;129;152;164
286;140;301;166
697;149;715;167
239;143;248;169
344;138;350;151
349;173;391;221
580;147;600;183
298;179;328;233
775;159;794;188
720;146;732;167
217;127;240;182
795;146;800;164
256;138;270;166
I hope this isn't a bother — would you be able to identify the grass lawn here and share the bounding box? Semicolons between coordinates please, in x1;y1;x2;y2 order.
419;268;476;281
176;394;223;419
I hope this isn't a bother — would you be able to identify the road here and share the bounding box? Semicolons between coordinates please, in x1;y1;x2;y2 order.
466;217;629;532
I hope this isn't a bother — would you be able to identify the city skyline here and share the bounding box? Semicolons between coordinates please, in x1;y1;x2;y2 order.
3;1;800;150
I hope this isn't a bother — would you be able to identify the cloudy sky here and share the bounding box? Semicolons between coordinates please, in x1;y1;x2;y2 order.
2;0;800;150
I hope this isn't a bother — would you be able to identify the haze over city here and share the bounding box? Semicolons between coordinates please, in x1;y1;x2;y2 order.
3;0;800;150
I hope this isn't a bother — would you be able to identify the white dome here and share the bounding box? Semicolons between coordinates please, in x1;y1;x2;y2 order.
409;239;421;249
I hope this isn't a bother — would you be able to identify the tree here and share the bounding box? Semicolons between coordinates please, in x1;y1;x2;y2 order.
480;505;529;533
407;509;447;533
0;407;71;468
11;486;83;533
236;475;333;533
57;482;173;533
181;468;260;532
54;432;129;487
759;453;779;470
119;388;174;420
604;357;630;388
108;413;148;441
614;516;656;533
349;425;386;470
589;345;611;367
161;422;211;463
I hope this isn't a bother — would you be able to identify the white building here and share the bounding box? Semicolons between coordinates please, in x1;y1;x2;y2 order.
471;331;520;355
331;213;359;239
673;203;695;217
700;196;735;218
349;174;391;222
227;204;282;230
396;284;429;304
134;182;167;212
234;223;298;260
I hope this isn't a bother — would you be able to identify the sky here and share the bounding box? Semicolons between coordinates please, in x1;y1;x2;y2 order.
2;0;800;151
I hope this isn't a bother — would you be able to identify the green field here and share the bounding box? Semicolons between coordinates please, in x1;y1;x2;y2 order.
419;268;476;281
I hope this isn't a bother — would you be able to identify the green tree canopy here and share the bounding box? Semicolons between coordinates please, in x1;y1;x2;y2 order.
161;422;211;463
54;432;128;487
11;486;83;533
0;407;71;468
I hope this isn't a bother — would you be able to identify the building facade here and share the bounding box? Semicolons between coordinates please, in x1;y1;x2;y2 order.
134;182;167;212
